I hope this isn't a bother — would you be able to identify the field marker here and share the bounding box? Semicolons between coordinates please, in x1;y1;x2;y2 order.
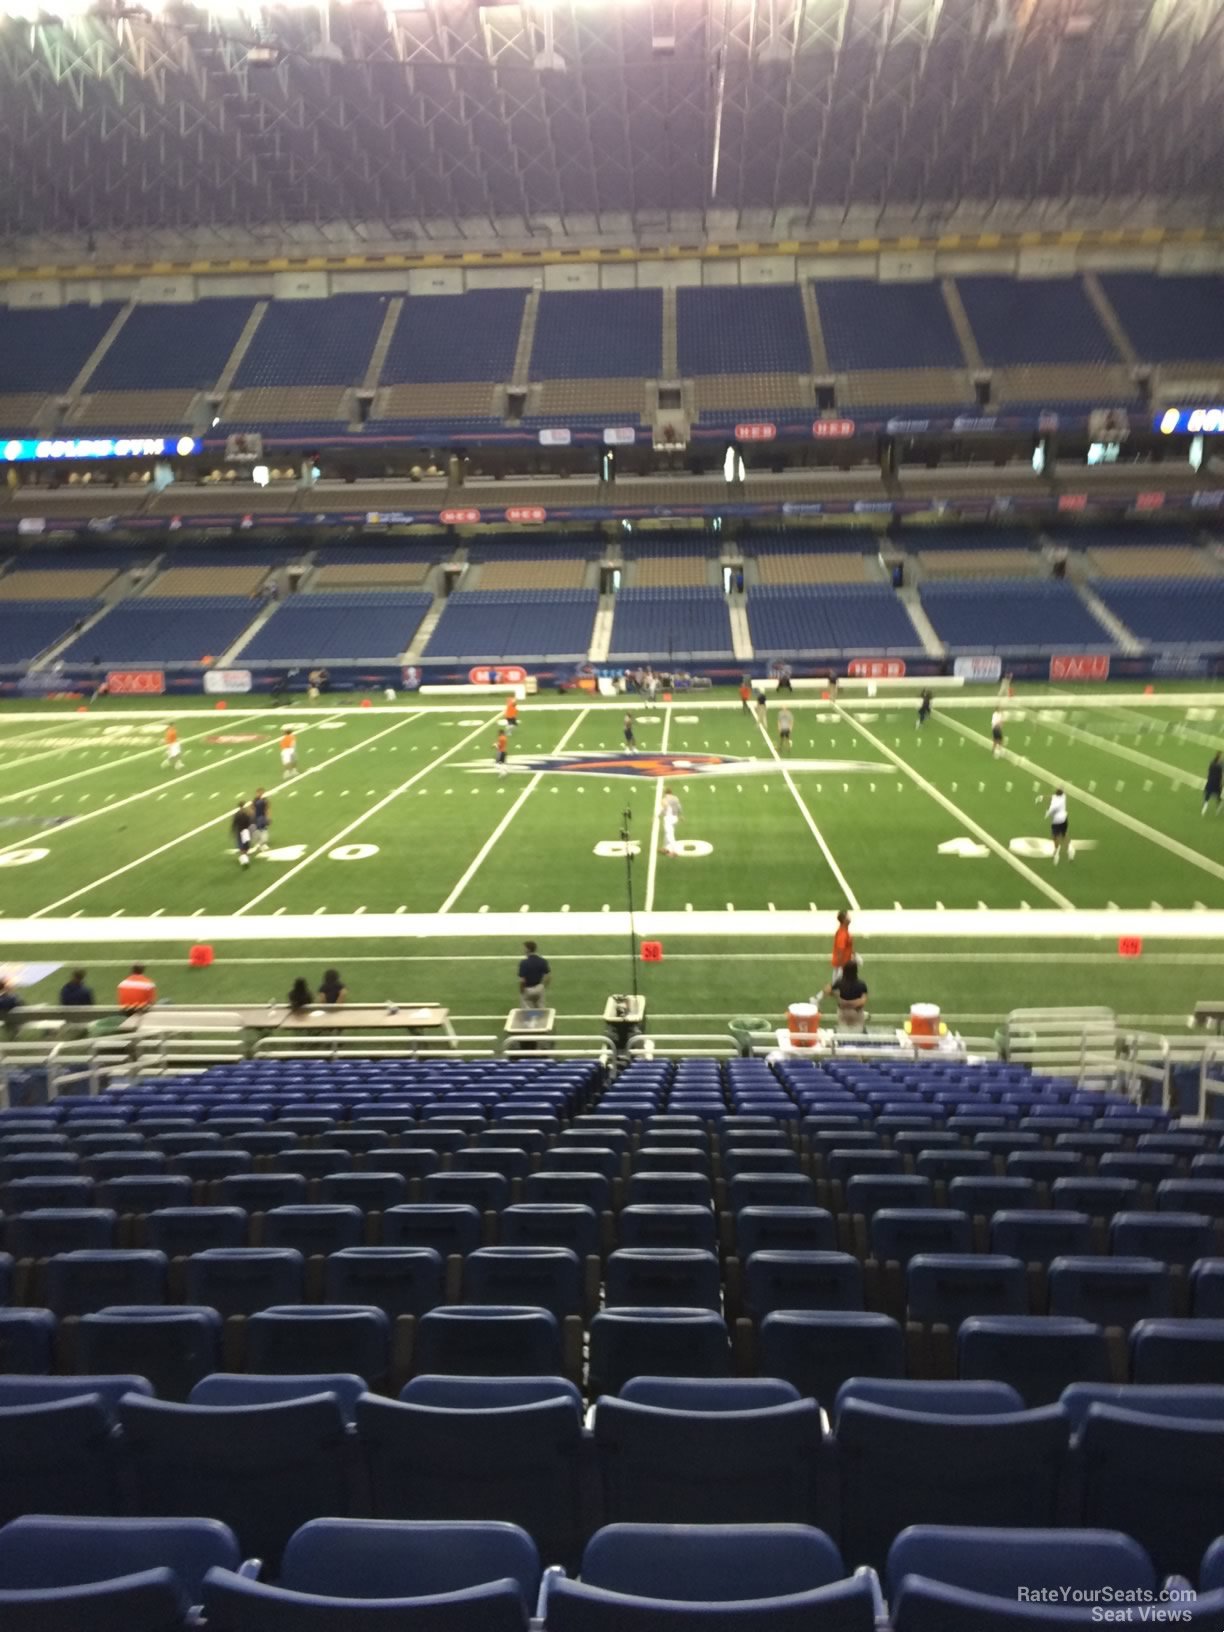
238;712;502;917
27;713;424;918
151;907;164;918
937;711;1224;888
437;709;590;914
643;705;675;912
1036;713;1200;789
753;716;859;909
841;708;1073;910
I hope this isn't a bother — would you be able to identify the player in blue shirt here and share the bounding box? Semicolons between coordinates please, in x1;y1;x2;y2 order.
1205;751;1222;816
251;788;270;853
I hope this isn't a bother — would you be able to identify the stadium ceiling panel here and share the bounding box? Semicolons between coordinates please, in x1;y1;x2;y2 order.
0;0;1221;241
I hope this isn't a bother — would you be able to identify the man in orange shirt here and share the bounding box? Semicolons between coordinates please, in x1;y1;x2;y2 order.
117;964;157;1010
279;728;298;777
830;909;855;990
495;727;508;779
739;680;752;713
504;695;519;732
164;724;182;772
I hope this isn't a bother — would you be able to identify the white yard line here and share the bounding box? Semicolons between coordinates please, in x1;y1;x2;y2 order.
438;709;590;913
28;714;424;918
643;704;674;913
0;714;233;802
0;715;354;862
754;713;860;910
1032;713;1201;788
3;906;1222;943
235;712;502;915
840;706;1074;910
938;710;1224;888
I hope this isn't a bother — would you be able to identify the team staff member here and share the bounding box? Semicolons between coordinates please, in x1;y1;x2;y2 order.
739;680;752;713
1045;787;1072;864
59;969;94;1006
518;941;551;1008
280;728;298;777
823;958;869;1030
830;909;856;989
251;788;271;853
164;724;183;772
117;965;157;1010
1204;751;1222;816
505;695;519;732
495;727;509;778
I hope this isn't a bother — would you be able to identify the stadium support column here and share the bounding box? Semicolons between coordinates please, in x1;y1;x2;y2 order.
620;805;640;1000
878;434;897;482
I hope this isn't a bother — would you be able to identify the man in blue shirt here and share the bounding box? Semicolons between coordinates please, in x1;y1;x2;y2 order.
59;969;94;1006
518;942;552;1008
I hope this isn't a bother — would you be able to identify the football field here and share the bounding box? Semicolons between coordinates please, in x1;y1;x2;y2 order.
1;685;1222;1029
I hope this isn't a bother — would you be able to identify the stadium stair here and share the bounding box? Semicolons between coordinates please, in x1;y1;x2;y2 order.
214;301;270;397
1072;582;1143;655
588;596;615;663
403;590;449;663
511;287;541;389
220;590;291;665
26;554;163;671
801;283;830;374
361;297;404;397
898;587;946;659
66;302;134;399
941;279;985;374
729;597;754;662
661;287;679;379
1082;273;1138;369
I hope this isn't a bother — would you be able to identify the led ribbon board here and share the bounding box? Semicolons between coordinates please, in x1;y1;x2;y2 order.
1155;408;1224;435
2;435;198;461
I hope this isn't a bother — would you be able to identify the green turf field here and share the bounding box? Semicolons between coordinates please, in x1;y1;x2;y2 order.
1;684;1222;1030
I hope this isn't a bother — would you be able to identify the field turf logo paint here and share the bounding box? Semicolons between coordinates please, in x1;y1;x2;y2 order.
466;752;888;779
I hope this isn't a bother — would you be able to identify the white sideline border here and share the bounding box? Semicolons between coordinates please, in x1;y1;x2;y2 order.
1;907;1222;945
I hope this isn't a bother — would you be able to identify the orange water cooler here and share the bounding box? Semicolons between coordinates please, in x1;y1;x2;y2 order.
787;1002;821;1049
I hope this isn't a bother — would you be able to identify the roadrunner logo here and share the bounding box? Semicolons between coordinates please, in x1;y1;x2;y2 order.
467;752;887;778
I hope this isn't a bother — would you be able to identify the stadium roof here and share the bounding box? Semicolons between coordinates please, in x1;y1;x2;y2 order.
0;0;1222;245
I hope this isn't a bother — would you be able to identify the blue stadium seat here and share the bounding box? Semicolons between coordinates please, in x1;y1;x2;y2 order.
96;1177;193;1216
1110;1211;1216;1267
145;1207;249;1256
589;1308;732;1395
117;1392;354;1571
742;1250;863;1316
605;1249;720;1311
184;1248;306;1318
1;1178;94;1213
1194;1259;1224;1316
735;1207;837;1257
262;1206;365;1257
325;1247;445;1319
318;1173;409;1213
382;1204;483;1256
871;1210;973;1267
817;280;966;370
356;1391;588;1568
188;1371;365;1419
6;1210;117;1258
464;1247;584;1320
246;1305;392;1388
0;1310;56;1375
948;1177;1039;1218
413;1305;563;1378
43;1250;167;1316
957;1316;1112;1406
76;1306;222;1401
218;1175;309;1213
0;1395;124;1523
906;1254;1028;1329
617;1205;717;1252
989;1211;1094;1266
1130;1318;1224;1384
758;1310;904;1403
593;1394;822;1525
1048;1256;1173;1328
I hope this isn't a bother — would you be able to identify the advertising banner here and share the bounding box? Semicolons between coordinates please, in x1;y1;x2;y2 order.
106;669;165;695
953;655;1004;683
848;658;907;679
1049;655;1110;682
469;665;527;686
203;669;253;695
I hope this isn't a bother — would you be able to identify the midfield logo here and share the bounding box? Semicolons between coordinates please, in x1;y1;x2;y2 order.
466;752;888;779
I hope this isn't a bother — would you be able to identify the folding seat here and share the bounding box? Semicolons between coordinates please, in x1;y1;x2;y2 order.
1193;1155;1224;1180
218;1173;308;1213
990;1210;1094;1266
96;1176;193;1218
1006;1151;1083;1189
588;1308;732;1396
453;1147;531;1184
1159;1179;1224;1219
1050;1177;1141;1222
1130;1318;1224;1384
1048;1256;1173;1329
974;1133;1043;1163
269;1118;337;1140
80;1152;167;1183
144;1207;248;1257
0;1250;9;1303
1139;1132;1211;1159
557;1129;630;1157
465;1245;585;1323
605;1248;720;1312
915;1150;993;1189
324;1247;442;1322
758;1310;904;1404
834;1390;1071;1571
525;1172;613;1214
871;1209;973;1267
326;1129;393;1156
246;1305;392;1390
382;1203;482;1256
720;1149;799;1181
76;1306;223;1401
227;1130;300;1156
500;1203;600;1259
907;1254;1027;1329
423;1171;511;1213
400;1129;467;1157
1192;1258;1224;1316
0;1153;80;1181
0;1133;69;1153
0;1512;239;1626
170;1151;253;1184
0;1374;152;1413
843;1177;933;1237
202;1516;539;1632
625;1173;712;1208
0;1309;56;1375
185;1247;306;1319
734;1206;836;1257
356;1148;439;1184
595;1388;822;1525
357;1391;588;1568
1059;1381;1224;1432
741;1250;863;1319
71;1132;146;1156
1;1176;93;1213
886;1525;1160;1632
43;1249;167;1317
0;1395;125;1523
1110;1210;1215;1268
6;1208;117;1258
1097;1153;1180;1193
958;1315;1112;1405
148;1132;222;1158
632;1146;710;1174
414;1305;564;1378
826;1149;902;1193
948;1176;1038;1221
118;1392;354;1572
262;1204;365;1257
1079;1400;1224;1578
727;1173;816;1213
